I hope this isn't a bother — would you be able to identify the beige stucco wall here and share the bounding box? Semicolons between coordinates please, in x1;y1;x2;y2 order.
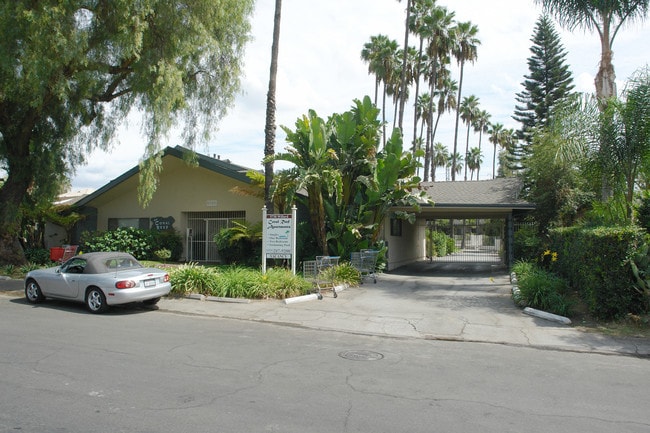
383;216;427;271
81;154;264;259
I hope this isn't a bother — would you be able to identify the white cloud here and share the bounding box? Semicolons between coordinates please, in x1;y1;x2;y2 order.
70;0;650;189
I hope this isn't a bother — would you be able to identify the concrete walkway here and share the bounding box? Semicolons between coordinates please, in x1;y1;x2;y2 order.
2;263;649;357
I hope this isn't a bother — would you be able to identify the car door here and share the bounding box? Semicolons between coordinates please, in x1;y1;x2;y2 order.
49;258;86;298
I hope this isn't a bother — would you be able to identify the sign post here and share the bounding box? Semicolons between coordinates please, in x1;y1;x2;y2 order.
262;206;297;274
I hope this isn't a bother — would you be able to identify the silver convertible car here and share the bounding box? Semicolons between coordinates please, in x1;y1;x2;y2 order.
25;252;171;313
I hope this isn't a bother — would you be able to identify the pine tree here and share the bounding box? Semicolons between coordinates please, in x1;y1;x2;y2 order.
512;15;574;170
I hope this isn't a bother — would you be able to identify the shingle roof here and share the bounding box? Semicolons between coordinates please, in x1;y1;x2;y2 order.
419;178;533;209
73;145;257;208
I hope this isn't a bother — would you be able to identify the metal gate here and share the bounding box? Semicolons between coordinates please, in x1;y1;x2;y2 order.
426;218;505;264
185;211;245;262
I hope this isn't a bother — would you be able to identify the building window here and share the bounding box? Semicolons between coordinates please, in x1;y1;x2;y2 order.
108;218;150;230
390;218;402;237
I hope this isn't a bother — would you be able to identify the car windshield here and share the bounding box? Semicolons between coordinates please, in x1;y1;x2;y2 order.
60;258;87;274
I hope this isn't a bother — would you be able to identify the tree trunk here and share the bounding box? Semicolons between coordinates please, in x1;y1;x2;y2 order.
452;61;465;181
264;0;282;213
0;123;36;265
308;185;328;256
595;23;616;101
0;173;31;265
398;0;411;132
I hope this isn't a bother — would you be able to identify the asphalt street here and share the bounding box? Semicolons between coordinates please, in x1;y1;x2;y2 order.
1;294;649;433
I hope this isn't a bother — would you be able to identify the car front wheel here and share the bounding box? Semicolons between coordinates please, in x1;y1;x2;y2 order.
85;287;108;314
25;280;45;304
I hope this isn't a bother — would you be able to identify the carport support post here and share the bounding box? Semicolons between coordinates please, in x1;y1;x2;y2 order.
506;214;514;268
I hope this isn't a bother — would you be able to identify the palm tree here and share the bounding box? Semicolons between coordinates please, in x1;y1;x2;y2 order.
534;0;649;101
431;73;457;145
361;34;390;105
432;142;448;182
415;92;434;179
409;0;435;153
448;152;463;180
467;147;483;180
472;109;491;180
450;21;480;180
264;0;282;212
488;122;504;179
460;95;480;180
423;5;456;165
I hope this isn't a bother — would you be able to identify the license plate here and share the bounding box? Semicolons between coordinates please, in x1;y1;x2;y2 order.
144;279;156;287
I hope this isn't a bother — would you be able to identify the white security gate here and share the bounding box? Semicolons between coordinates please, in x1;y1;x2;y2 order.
185;211;245;262
427;218;505;264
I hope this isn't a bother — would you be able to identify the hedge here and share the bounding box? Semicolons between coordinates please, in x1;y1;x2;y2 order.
548;226;647;319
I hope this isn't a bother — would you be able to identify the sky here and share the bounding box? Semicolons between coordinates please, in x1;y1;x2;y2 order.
69;0;650;191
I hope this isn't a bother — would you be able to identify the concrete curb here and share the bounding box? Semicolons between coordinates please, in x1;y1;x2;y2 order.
524;307;572;325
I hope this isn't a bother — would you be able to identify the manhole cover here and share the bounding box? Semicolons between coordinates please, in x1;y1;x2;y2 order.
338;350;384;361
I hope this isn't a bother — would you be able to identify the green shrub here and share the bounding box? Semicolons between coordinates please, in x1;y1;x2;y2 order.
213;221;262;266
168;263;220;296
549;226;645;319
516;265;572;317
81;228;182;261
513;224;542;262
168;264;312;299
324;262;361;286
426;230;454;257
24;248;51;265
446;236;456;254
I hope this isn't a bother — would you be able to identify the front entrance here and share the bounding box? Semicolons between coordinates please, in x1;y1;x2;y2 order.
426;218;505;265
185;211;245;262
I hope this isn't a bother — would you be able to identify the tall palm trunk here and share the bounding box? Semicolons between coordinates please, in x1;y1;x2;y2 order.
264;0;282;212
412;37;425;154
398;0;412;131
451;61;465;181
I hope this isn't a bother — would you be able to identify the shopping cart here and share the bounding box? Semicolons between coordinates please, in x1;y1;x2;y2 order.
303;256;340;299
350;249;379;283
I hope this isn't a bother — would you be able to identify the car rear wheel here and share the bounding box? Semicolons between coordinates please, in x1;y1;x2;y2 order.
25;280;45;304
85;287;108;314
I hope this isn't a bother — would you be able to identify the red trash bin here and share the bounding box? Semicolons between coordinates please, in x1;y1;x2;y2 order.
50;247;64;262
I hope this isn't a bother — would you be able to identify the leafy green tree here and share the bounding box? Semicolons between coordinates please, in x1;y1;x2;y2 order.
596;69;650;220
513;15;575;145
0;0;254;264
278;111;341;255
524;113;594;232
276;97;429;258
534;0;649;100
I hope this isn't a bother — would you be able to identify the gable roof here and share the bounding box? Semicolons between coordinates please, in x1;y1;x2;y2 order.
419;178;533;208
407;178;534;218
74;145;257;208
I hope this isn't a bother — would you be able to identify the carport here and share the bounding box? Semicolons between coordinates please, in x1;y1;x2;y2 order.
384;178;534;271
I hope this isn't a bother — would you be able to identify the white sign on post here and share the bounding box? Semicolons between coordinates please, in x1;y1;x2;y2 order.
262;206;297;274
265;214;292;258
